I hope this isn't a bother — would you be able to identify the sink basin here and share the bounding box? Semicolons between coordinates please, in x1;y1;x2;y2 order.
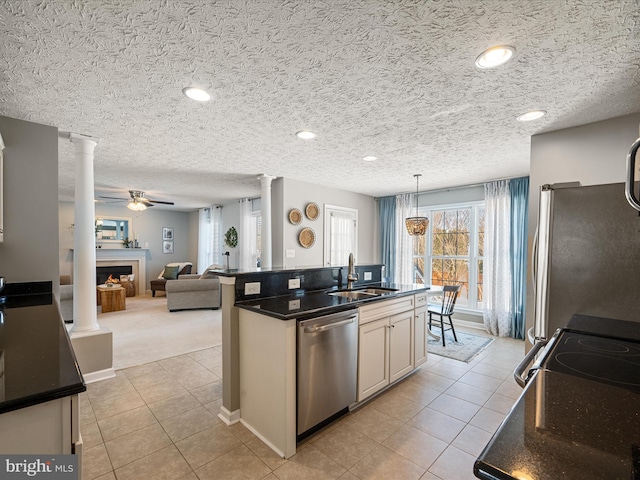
359;287;398;295
328;290;378;300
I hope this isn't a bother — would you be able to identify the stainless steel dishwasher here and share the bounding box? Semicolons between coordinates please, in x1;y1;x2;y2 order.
297;309;358;437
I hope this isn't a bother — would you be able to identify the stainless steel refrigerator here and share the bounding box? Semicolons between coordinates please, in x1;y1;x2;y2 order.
530;182;640;344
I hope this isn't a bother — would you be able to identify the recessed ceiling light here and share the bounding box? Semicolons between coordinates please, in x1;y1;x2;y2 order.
517;110;546;122
475;46;515;69
182;86;211;102
295;130;317;140
362;156;378;162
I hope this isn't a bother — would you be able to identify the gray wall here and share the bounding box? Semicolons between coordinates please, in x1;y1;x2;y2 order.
526;112;640;339
272;177;378;268
59;202;195;291
0;116;60;294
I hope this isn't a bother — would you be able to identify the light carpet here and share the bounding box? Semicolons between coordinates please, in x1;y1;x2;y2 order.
97;294;222;369
427;326;494;363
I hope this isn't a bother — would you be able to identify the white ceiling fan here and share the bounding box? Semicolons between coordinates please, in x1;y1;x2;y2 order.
99;190;174;211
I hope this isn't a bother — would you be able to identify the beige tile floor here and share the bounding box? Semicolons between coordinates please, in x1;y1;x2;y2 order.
81;328;524;480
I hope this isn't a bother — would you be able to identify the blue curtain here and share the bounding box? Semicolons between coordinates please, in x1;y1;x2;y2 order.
379;196;396;283
509;177;529;339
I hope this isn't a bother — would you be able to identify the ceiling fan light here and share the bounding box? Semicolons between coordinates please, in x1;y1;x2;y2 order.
127;201;147;211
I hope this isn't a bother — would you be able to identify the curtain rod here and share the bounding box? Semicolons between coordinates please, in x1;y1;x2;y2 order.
401;174;528;197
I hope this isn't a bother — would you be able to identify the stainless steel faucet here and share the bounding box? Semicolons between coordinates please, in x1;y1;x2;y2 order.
347;253;358;289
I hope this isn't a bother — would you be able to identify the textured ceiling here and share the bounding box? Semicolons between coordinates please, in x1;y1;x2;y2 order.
1;0;639;211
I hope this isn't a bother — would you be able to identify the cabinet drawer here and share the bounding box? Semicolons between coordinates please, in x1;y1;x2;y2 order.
359;295;415;325
414;293;427;307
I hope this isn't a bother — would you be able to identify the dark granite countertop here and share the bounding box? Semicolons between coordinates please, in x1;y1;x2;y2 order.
0;284;86;414
235;283;428;320
474;369;640;480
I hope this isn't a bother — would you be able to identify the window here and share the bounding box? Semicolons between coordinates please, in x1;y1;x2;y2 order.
324;205;357;266
413;202;485;310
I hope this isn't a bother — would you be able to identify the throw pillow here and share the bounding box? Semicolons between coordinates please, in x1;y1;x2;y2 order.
163;265;180;280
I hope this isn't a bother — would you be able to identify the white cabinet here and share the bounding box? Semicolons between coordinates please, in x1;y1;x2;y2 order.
389;311;414;382
357;295;417;402
358;318;390;400
414;293;428;368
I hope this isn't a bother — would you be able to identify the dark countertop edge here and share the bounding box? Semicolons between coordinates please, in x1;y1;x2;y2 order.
0;290;87;414
210;264;385;277
0;383;87;415
235;284;429;320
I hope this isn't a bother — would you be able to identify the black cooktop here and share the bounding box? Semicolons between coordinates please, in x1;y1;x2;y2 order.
543;330;640;394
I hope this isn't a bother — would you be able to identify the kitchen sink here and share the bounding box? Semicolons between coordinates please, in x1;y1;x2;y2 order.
359;287;398;295
328;290;378;300
327;287;399;299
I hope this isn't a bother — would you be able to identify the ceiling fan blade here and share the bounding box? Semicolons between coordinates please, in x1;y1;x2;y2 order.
148;200;175;205
99;195;129;201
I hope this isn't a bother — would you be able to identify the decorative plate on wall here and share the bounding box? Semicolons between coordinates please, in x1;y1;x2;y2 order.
288;208;302;225
299;227;316;248
305;202;319;221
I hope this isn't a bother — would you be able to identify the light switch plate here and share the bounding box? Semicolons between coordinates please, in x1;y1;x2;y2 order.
364;271;372;281
245;282;261;295
286;249;295;258
288;278;301;289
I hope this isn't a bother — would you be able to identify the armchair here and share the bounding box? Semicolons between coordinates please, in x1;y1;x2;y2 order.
150;263;192;296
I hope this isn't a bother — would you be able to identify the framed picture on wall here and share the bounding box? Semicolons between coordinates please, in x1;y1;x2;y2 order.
162;227;174;241
163;240;174;254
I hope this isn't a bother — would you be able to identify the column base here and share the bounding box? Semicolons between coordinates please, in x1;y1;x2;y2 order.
69;327;115;382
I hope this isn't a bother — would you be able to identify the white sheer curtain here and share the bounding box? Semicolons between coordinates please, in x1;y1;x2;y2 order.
238;198;253;270
394;194;414;285
197;206;222;273
483;180;512;336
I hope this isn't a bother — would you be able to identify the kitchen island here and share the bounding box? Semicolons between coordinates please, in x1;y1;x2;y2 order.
0;282;85;460
211;264;428;458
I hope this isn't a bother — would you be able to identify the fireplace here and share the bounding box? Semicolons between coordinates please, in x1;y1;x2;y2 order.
91;248;147;296
96;266;133;285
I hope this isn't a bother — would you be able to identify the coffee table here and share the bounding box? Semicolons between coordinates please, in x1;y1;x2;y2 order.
97;285;126;313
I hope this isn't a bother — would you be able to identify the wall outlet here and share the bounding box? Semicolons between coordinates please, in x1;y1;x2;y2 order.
244;282;261;295
286;249;295;258
288;299;300;310
364;271;372;281
288;278;300;289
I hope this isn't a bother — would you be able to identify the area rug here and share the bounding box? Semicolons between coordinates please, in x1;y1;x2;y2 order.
427;327;494;363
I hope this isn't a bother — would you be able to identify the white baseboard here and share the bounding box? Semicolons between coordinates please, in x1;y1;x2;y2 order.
83;368;116;384
217;406;241;425
453;318;487;331
239;419;287;459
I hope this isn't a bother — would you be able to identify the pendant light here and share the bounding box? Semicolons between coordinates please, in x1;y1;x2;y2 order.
405;174;429;236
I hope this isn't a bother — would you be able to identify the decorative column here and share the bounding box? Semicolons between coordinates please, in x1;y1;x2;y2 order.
258;174;276;269
70;133;100;334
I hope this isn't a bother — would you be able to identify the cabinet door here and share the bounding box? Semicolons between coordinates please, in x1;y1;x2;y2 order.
358;318;389;401
414;307;428;368
389;312;414;383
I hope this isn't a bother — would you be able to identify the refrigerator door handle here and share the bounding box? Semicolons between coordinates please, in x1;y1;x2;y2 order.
625;137;640;211
531;226;539;300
